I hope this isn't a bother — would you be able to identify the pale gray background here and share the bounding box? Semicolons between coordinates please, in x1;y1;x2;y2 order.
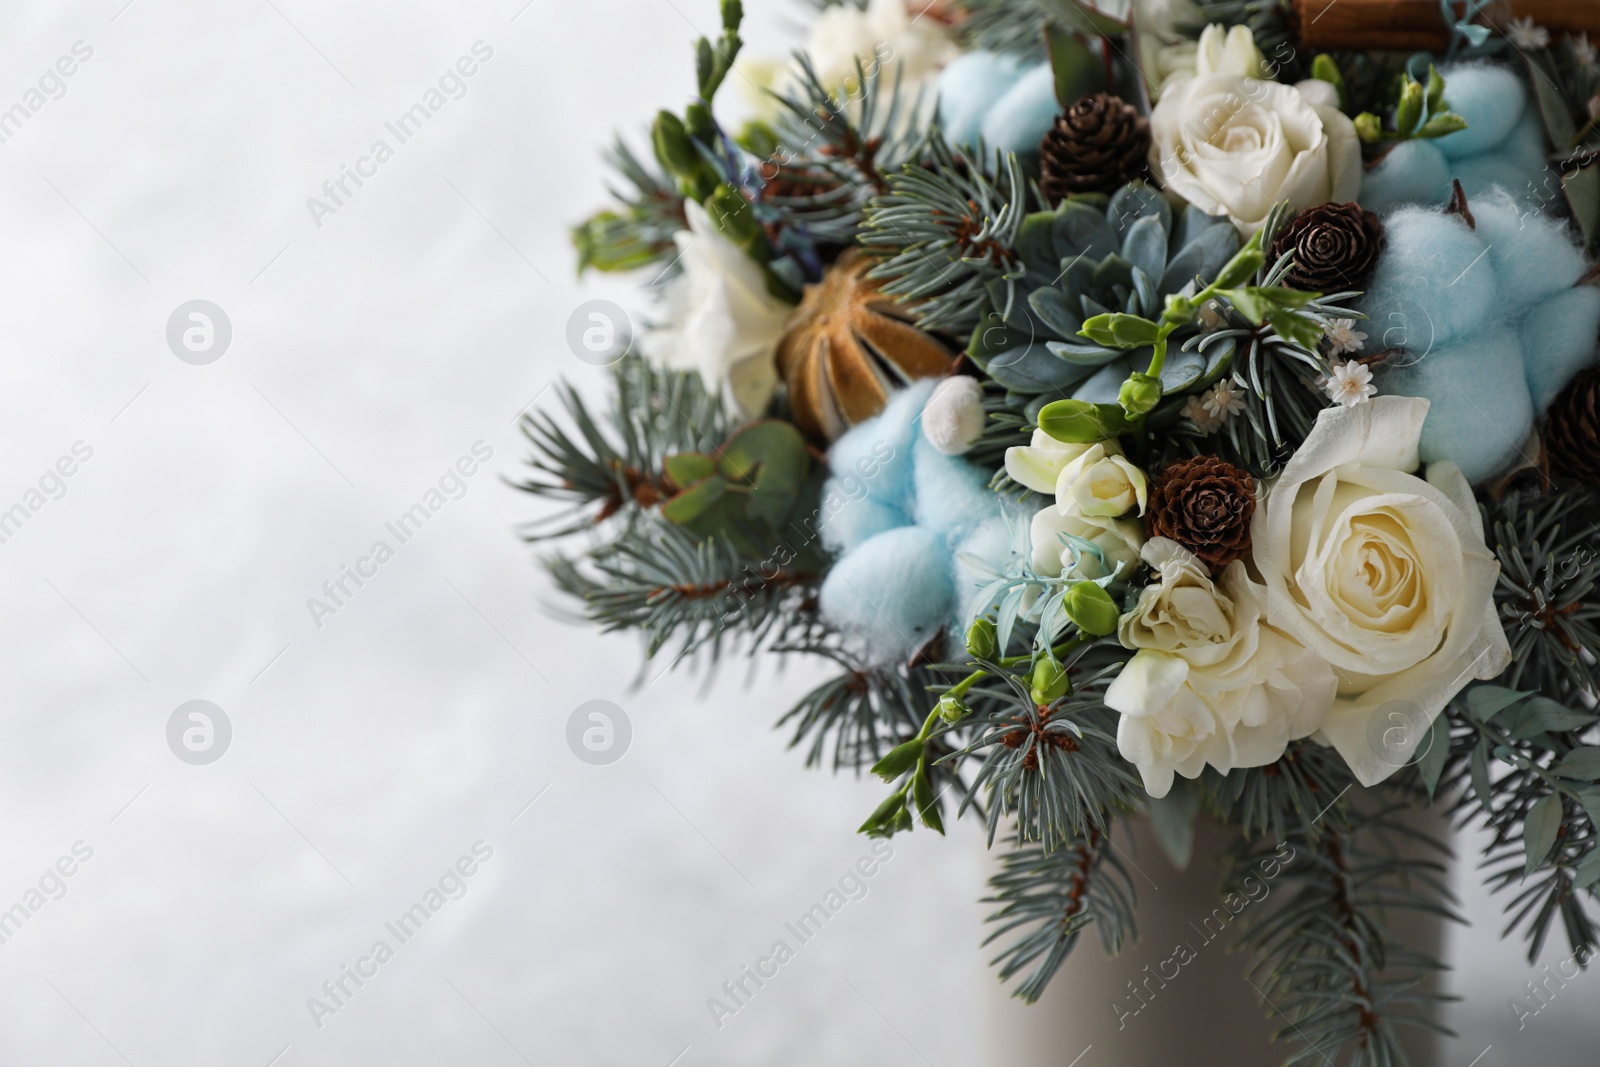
0;1;1587;1063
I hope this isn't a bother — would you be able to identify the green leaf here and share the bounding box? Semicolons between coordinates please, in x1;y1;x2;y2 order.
1552;748;1600;781
1524;793;1561;873
1471;739;1493;811
1527;53;1577;149
1035;0;1129;37
1045;24;1101;108
1579;789;1600;829
1507;697;1596;739
1574;850;1600;890
1416;112;1468;139
1562;164;1600;257
659;475;727;524
664;452;716;487
1212;234;1265;289
871;739;925;782
1396;78;1425;137
1266;308;1326;351
1037;398;1133;443
1465;685;1531;723
1418;714;1451;800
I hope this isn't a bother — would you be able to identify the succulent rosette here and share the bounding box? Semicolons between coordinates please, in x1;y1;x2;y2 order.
531;0;1600;1056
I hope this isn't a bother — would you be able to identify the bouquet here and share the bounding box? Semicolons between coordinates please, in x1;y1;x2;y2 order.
522;0;1600;1059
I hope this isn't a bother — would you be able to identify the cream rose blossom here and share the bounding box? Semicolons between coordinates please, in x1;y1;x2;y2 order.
1149;53;1361;235
1106;540;1338;798
1252;396;1511;785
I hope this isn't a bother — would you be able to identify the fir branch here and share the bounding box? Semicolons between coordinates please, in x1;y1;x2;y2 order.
983;827;1138;1003
515;355;728;538
546;516;824;664
859;134;1036;336
1231;803;1459;1067
1436;685;1600;965
1202;740;1359;844
1484;486;1600;700
573;139;688;276
948;0;1052;61
777;654;952;775
761;53;933;249
948;639;1142;848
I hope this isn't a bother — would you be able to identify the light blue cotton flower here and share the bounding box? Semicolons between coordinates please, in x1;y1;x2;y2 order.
936;51;1058;156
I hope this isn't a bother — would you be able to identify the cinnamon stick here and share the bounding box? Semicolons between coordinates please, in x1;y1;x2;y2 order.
1292;0;1600;52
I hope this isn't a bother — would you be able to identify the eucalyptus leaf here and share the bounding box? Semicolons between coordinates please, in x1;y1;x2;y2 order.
1146;781;1200;871
1524;793;1561;873
1418;713;1450;799
1464;685;1531;723
1552;748;1600;781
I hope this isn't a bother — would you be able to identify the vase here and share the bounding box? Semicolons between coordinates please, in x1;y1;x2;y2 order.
981;808;1448;1066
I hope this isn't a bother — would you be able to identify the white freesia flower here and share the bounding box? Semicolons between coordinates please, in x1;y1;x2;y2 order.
1030;503;1144;580
1055;442;1148;517
1251;396;1511;785
1004;428;1093;494
1149;66;1362;235
642;200;794;418
1106;540;1338;798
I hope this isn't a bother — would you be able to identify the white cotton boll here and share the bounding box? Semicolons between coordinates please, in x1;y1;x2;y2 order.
919;376;985;455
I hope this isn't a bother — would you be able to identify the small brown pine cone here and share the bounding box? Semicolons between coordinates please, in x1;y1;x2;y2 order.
1545;366;1600;484
1146;456;1258;571
1267;202;1386;294
1038;93;1151;204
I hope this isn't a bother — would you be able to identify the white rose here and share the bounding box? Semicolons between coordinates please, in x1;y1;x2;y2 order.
1030;503;1144;580
642;200;794;418
1055;442;1148;517
1252;396;1512;786
1107;539;1338;798
1004;428;1093;494
1149;71;1362;235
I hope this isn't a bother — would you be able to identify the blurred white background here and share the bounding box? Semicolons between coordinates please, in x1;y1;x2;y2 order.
0;1;1589;1064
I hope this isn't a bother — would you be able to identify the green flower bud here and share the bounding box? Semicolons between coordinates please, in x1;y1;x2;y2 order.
1213;238;1266;289
705;184;763;250
1062;581;1121;637
1030;657;1070;706
870;738;924;782
966;618;998;661
1118;372;1162;418
651;110;699;180
1354;111;1382;144
937;693;971;724
1396;78;1425;137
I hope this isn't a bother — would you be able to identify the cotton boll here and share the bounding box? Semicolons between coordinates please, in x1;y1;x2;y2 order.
826;379;934;515
921;376;986;455
1454;153;1548;210
980;63;1059;155
936;51;1025;148
1359;140;1450;214
1474;189;1589;308
1436;63;1527;159
1379;328;1534;484
1521;287;1600;411
911;434;1002;545
818;494;909;556
1357;208;1493;351
819;526;954;662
